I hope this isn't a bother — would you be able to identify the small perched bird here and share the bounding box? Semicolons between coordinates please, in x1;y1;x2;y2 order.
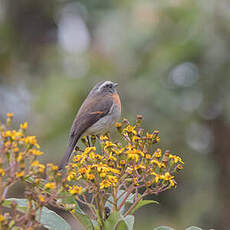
59;81;121;169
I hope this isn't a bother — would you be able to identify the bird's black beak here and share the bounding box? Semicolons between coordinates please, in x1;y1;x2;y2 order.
113;82;118;87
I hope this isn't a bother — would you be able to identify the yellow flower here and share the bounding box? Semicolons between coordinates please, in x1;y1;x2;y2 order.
100;135;109;141
31;160;45;173
154;148;162;158
176;164;183;170
78;167;87;174
169;154;184;164
123;125;137;135
151;172;161;183
47;163;58;171
94;162;120;174
0;214;5;222
100;179;111;189
4;141;11;147
108;152;117;161
17;152;25;162
100;172;106;178
134;163;146;170
38;194;45;202
32;160;40;166
162;172;174;181
68;185;82;195
95;153;103;160
16;171;24;178
13;147;19;152
115;122;122;128
23;136;36;144
153;130;159;135
133;177;139;185
20;122;28;130
2;130;23;140
126;167;133;174
29;149;43;156
84;147;96;155
104;141;116;150
146;181;152;187
109;167;120;175
35;178;41;184
7;113;14;118
126;145;139;162
146;133;153;139
89;151;96;159
132;135;141;143
94;163;109;173
145;154;151;159
19;163;25;170
114;148;125;155
0;168;5;176
87;174;95;180
107;175;118;185
151;159;161;168
170;179;176;187
120;159;126;165
73;155;81;162
45;182;56;189
67;170;77;181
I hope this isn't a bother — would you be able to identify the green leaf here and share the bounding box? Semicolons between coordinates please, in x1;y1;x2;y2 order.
154;227;175;230
185;227;203;230
56;195;94;230
3;199;71;230
3;198;27;212
123;215;134;230
125;193;135;204
71;209;94;230
131;199;159;214
104;211;121;230
69;199;94;230
12;227;22;230
104;212;134;230
105;190;135;215
115;215;135;230
40;206;71;230
63;195;85;214
116;220;128;230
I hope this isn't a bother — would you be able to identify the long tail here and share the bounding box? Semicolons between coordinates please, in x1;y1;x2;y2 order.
58;133;80;170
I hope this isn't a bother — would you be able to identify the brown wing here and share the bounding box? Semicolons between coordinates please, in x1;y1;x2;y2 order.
59;94;113;169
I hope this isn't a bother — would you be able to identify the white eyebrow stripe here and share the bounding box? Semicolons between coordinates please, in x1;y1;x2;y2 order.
97;81;113;91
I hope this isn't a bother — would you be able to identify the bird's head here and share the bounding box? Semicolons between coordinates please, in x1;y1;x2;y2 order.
89;81;118;96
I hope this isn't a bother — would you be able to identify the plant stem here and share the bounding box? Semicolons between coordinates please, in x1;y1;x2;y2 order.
118;185;134;211
112;186;117;212
123;193;144;217
95;194;103;230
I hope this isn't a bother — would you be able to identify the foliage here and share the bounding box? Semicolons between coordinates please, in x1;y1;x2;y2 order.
0;113;185;229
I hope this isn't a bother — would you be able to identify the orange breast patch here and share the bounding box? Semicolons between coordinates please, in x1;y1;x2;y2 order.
112;93;121;109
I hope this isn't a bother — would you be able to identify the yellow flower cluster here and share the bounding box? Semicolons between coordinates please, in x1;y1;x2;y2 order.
0;113;50;229
0;113;43;182
63;117;183;198
0;113;184;228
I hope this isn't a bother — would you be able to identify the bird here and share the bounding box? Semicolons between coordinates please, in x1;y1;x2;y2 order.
59;80;121;170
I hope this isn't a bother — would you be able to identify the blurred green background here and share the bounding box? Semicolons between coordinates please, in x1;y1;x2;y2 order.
1;0;230;229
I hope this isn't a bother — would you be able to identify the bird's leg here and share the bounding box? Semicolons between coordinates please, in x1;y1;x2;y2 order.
105;132;110;140
87;136;91;147
96;134;103;147
91;135;96;146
